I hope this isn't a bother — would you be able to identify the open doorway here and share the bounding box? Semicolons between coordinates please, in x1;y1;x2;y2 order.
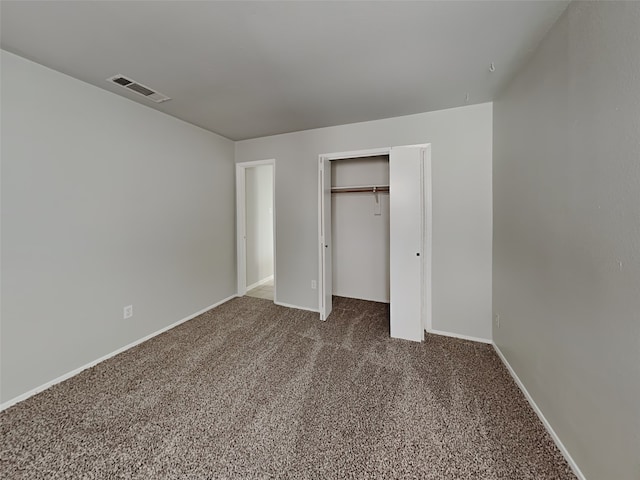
236;160;276;301
331;155;390;303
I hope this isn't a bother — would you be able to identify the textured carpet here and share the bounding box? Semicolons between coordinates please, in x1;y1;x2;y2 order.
1;296;576;479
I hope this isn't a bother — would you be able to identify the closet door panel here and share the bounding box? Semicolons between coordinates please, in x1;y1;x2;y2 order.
320;158;333;320
390;146;424;342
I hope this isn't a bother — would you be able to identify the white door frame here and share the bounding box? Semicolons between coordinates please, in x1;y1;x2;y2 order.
236;159;276;300
317;146;433;334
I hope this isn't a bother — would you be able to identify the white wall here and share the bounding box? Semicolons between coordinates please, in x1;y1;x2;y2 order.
236;103;493;340
493;2;640;479
0;51;237;404
332;156;390;303
245;164;274;287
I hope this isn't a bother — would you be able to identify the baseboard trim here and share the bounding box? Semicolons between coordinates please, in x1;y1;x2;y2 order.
246;275;274;292
0;294;238;412
274;301;319;313
428;328;492;344
492;343;586;480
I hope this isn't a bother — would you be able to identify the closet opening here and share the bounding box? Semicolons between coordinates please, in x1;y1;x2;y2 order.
331;155;390;305
319;145;432;342
236;160;276;302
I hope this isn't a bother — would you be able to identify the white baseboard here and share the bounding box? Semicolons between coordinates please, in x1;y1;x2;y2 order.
246;274;274;292
492;343;586;480
428;328;492;344
274;301;319;313
0;294;238;412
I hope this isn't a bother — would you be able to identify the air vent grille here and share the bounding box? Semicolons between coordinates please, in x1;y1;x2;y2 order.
112;76;132;86
107;75;170;103
126;83;155;96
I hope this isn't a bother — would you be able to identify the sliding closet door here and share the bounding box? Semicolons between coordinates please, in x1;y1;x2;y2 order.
389;146;425;342
319;158;333;320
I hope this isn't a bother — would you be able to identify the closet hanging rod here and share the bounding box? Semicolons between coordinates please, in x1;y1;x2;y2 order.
331;185;389;194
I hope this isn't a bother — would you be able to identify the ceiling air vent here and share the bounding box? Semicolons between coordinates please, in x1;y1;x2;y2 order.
107;75;170;103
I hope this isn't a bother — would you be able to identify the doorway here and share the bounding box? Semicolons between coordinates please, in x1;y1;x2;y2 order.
331;155;390;302
236;160;276;301
318;145;432;342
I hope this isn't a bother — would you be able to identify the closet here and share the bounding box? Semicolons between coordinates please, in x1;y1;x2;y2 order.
319;145;431;342
331;156;390;303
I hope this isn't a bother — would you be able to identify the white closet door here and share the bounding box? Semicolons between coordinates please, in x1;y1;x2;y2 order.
319;158;333;320
390;146;424;342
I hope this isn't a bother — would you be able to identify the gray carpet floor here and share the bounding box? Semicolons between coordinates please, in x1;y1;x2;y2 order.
1;296;576;479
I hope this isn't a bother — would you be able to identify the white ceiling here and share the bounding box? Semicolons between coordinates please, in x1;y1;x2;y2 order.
1;1;569;141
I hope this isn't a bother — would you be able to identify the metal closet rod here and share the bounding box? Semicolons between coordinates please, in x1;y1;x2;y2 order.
331;185;390;194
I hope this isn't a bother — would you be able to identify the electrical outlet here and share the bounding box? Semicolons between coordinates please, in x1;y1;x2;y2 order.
123;305;133;319
495;314;500;328
311;280;317;290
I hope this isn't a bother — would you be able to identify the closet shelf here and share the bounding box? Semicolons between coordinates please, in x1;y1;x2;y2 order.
331;185;389;194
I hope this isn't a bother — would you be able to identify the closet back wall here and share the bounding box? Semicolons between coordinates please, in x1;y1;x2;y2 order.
235;102;493;341
332;156;390;303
